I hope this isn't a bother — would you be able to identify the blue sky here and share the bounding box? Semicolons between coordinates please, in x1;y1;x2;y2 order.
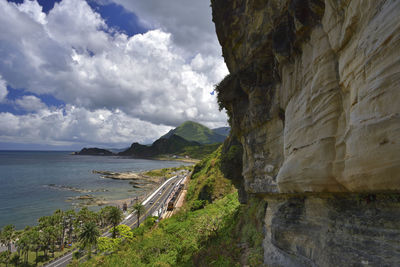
0;0;228;150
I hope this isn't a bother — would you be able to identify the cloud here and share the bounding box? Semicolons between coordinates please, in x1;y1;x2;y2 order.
0;0;228;147
0;105;172;147
0;76;7;102
111;0;220;57
15;95;47;112
15;0;47;24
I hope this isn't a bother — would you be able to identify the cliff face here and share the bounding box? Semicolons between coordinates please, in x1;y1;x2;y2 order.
211;0;400;265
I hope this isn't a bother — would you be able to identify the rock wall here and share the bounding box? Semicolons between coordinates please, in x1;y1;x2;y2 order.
263;193;400;267
211;0;400;265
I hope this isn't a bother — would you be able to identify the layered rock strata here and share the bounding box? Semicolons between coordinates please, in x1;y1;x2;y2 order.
211;0;400;265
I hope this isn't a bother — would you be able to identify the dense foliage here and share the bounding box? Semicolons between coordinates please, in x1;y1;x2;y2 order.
0;206;127;266
80;143;264;267
177;143;221;160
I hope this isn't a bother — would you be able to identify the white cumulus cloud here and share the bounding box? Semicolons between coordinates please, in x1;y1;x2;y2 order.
0;105;172;147
15;95;47;112
0;0;228;148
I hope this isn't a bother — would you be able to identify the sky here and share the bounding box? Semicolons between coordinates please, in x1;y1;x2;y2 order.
0;0;229;150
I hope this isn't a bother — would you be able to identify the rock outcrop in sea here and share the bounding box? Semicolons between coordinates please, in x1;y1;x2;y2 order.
211;0;400;265
75;147;114;156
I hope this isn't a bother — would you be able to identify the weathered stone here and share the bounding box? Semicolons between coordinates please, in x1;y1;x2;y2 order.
212;0;400;265
212;0;400;193
264;194;400;267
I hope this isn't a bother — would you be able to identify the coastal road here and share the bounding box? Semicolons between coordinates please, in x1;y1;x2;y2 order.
45;172;187;267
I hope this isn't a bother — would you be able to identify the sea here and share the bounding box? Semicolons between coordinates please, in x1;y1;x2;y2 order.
0;151;190;229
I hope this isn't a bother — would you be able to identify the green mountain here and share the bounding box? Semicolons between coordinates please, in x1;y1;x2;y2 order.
161;121;226;144
212;126;230;137
118;134;200;158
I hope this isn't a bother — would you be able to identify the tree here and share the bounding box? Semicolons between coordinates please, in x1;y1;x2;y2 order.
77;207;98;225
0;224;15;253
79;222;100;259
41;225;58;258
133;203;145;228
99;206;113;228
107;207;123;238
0;251;11;267
97;237;121;254
28;227;41;263
15;233;29;264
65;209;76;245
53;209;67;250
113;224;133;239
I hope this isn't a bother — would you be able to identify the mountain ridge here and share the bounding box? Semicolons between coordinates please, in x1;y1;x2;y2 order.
161;121;227;144
118;134;200;158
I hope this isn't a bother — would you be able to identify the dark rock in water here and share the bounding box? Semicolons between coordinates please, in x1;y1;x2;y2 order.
75;147;113;156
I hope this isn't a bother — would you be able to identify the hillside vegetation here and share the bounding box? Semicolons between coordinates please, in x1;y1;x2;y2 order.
119;134;199;158
161;121;226;144
79;142;264;267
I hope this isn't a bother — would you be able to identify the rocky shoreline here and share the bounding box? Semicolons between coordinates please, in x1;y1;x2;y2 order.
45;184;109;193
44;166;190;208
48;169;167;208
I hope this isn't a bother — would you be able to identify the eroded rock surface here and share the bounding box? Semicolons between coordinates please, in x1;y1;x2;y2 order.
212;0;400;194
263;194;400;267
211;0;400;265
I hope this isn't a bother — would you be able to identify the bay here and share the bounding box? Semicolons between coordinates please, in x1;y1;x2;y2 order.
0;151;189;229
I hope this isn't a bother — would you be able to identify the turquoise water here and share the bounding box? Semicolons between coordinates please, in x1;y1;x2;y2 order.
0;151;189;229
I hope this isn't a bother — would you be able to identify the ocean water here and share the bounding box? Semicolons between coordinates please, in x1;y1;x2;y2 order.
0;151;189;229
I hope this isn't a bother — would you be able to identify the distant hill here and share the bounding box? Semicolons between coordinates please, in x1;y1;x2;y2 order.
212;126;230;137
118;134;200;158
161;121;226;144
75;147;113;156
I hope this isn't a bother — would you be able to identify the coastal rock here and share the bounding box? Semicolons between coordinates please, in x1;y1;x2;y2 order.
75;147;113;156
211;0;400;265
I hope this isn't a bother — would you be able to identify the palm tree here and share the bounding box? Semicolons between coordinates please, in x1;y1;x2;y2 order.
41;225;58;258
107;207;123;238
0;225;15;253
53;209;66;250
28;228;41;264
16;233;29;264
65;209;76;245
77;207;98;225
133;203;145;228
99;206;113;228
78;222;100;259
0;251;11;267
